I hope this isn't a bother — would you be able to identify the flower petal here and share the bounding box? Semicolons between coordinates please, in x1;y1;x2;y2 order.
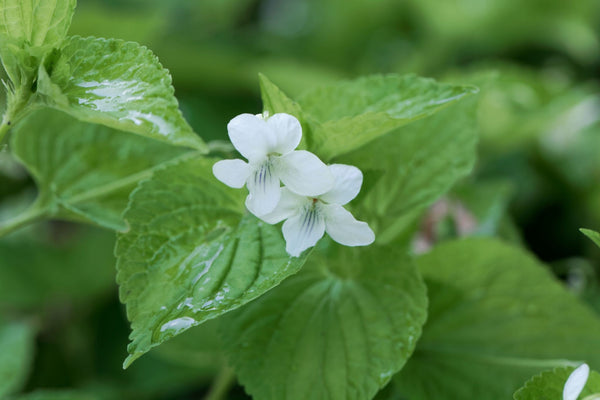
563;363;590;400
277;150;334;196
323;204;375;247
258;188;309;225
227;114;270;161
319;164;363;205
245;162;281;216
212;159;250;188
265;113;302;154
282;206;326;257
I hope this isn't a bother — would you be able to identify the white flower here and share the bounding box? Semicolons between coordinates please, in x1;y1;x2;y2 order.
259;164;375;256
213;113;334;216
563;363;590;400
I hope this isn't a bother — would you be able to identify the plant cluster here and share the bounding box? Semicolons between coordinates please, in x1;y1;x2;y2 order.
0;1;599;400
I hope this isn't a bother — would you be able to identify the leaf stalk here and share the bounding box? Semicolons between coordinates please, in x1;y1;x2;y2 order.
203;366;236;400
0;204;46;238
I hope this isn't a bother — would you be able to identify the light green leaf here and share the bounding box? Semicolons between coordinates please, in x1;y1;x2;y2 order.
0;0;76;48
116;157;309;367
581;229;600;248
0;0;75;95
37;36;206;150
220;242;428;400
8;109;187;231
259;73;312;149
0;227;116;310
0;36;37;89
259;73;304;121
514;366;600;400
394;238;600;400
340;97;478;244
0;321;36;397
298;74;477;160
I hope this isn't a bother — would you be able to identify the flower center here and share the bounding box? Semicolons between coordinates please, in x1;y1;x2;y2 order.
253;160;274;189
255;111;270;120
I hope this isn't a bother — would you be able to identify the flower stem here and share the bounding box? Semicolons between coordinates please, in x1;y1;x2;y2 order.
204;366;236;400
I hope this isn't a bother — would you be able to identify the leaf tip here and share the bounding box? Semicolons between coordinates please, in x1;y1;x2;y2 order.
122;352;141;370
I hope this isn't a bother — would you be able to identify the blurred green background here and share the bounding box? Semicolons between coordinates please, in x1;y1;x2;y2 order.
1;0;600;398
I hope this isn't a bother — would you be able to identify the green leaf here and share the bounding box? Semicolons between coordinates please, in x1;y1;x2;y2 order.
8;391;97;400
0;0;76;48
9;108;188;231
394;238;600;400
116;157;309;367
0;0;75;94
298;74;477;160
0;227;116;310
259;73;304;121
581;228;600;248
220;242;428;400
0;36;37;88
514;366;600;400
0;321;36;397
340;97;478;244
259;73;312;149
257;74;476;160
36;36;206;150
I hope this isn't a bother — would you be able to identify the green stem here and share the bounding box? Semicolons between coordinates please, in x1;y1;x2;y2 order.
0;85;33;146
204;366;236;400
0;116;11;146
0;204;46;238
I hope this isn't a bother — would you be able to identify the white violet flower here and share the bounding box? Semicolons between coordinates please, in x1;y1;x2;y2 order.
563;363;590;400
213;112;334;216
258;164;375;257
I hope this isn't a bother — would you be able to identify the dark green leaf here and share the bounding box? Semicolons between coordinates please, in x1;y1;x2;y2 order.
8;391;97;400
394;238;600;400
221;242;428;400
0;321;36;397
581;229;600;248
116;157;308;367
0;227;116;310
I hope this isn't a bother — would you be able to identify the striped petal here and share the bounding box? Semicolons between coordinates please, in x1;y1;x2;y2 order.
245;162;281;216
282;206;325;257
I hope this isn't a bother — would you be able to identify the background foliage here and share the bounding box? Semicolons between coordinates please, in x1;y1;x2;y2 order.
0;0;599;399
